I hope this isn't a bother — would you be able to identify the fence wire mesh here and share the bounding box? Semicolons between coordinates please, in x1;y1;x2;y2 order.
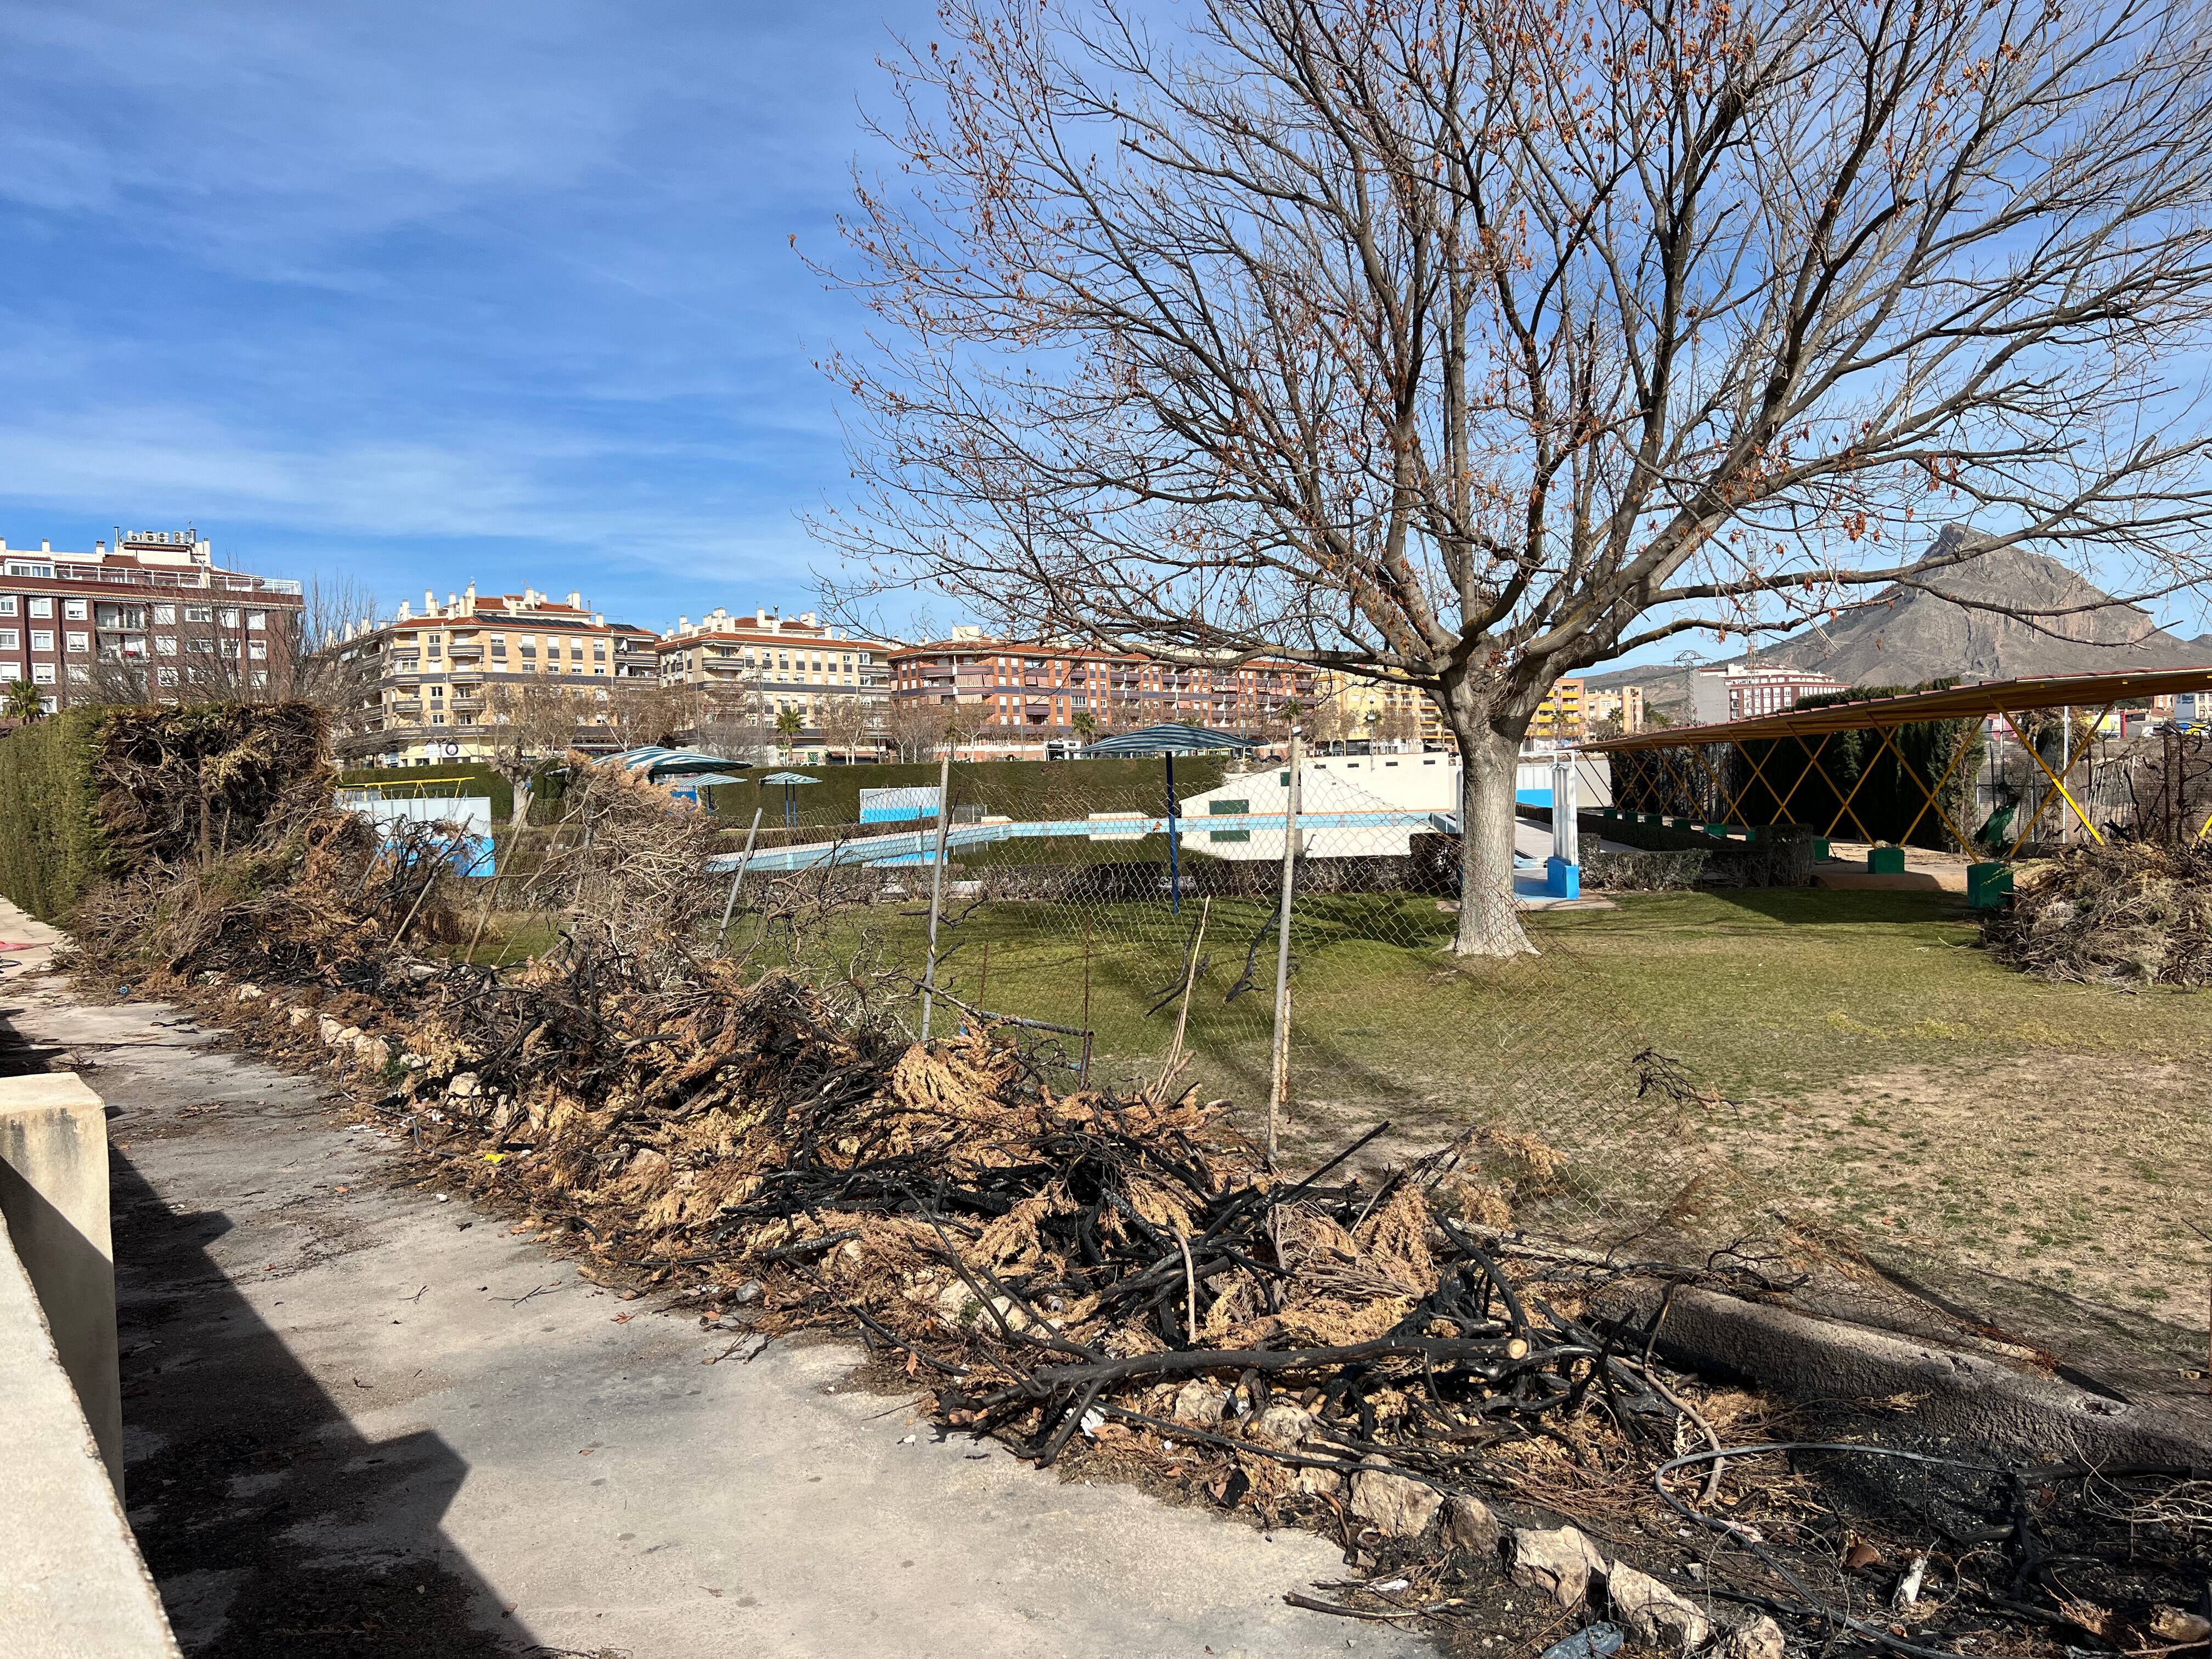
712;744;1773;1263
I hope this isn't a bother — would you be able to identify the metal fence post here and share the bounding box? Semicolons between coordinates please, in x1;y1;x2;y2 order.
715;808;765;952
1267;727;1302;1164
918;748;955;1041
1165;751;1182;917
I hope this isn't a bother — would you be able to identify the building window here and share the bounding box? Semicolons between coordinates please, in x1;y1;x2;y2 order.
0;598;12;617
248;641;267;661
246;610;266;631
65;631;88;652
157;668;178;687
63;598;88;621
183;605;213;623
66;665;89;685
30;630;53;652
218;608;240;629
156;636;178;656
31;663;54;684
153;604;175;624
0;630;13;651
29;597;53;619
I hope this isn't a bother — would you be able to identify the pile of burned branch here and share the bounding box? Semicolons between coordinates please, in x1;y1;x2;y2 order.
402;966;1729;1479
1983;840;2212;989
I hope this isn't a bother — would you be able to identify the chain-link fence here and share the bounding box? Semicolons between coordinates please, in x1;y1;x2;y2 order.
710;742;1756;1256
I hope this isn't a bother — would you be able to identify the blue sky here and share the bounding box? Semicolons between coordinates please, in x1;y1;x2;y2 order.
2;1;2204;662
0;0;937;634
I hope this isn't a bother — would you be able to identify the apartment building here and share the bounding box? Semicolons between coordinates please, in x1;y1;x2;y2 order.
332;585;659;765
0;530;303;715
1583;685;1646;734
889;630;1320;757
1313;669;1446;749
657;607;894;760
1690;664;1847;724
1527;678;1587;745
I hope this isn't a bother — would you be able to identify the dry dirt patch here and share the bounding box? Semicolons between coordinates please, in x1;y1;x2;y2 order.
1720;1051;2212;1314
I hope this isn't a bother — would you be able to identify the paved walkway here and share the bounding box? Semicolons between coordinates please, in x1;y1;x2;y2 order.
0;898;1431;1659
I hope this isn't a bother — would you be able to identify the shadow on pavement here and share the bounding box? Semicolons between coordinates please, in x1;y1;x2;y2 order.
110;1143;540;1657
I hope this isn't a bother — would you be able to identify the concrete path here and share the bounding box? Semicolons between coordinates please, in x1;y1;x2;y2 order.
0;898;1431;1659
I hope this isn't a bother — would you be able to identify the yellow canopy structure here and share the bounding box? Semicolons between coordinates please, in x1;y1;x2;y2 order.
1578;668;2212;854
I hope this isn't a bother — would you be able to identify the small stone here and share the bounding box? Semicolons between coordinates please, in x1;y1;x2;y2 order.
1716;1615;1786;1659
353;1035;390;1069
1245;1402;1314;1449
1442;1492;1502;1557
287;1006;313;1027
447;1071;481;1099
1171;1380;1227;1426
1605;1560;1711;1652
236;984;264;1002
1350;1468;1442;1538
1509;1525;1609;1611
318;1014;347;1046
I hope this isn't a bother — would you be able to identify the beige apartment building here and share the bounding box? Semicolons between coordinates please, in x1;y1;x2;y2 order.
332;585;659;765
656;607;894;761
1583;685;1646;733
1312;669;1446;748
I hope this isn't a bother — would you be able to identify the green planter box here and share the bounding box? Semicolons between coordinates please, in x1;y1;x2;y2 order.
1867;845;1907;874
1813;838;1831;860
1703;822;1729;838
1967;862;2014;909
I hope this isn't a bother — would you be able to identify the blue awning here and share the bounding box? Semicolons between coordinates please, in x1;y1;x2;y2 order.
611;745;744;777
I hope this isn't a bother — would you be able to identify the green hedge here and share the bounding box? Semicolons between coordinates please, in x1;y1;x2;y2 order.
0;707;114;922
706;755;1229;832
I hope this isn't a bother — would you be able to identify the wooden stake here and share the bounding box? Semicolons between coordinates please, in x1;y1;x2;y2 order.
1268;729;1302;1165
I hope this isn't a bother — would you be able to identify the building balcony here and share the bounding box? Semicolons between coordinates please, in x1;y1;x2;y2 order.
44;564;303;596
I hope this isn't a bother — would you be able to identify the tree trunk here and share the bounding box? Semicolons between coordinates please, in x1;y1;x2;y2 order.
1439;679;1536;957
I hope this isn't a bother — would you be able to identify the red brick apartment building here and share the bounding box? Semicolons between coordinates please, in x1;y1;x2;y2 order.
0;529;304;714
889;630;1321;757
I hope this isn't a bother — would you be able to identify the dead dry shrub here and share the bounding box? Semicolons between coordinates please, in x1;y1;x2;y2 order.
1983;841;2212;989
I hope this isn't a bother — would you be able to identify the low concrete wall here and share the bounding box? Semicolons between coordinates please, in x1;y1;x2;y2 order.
0;1072;121;1493
0;1126;179;1654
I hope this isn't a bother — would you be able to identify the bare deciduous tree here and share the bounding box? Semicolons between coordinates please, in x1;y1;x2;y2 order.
601;681;700;752
485;681;583;826
819;692;883;761
697;684;775;763
818;0;2212;952
882;697;954;761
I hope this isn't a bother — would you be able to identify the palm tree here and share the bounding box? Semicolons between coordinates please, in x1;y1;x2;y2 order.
774;704;804;759
4;680;45;723
1071;709;1097;744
